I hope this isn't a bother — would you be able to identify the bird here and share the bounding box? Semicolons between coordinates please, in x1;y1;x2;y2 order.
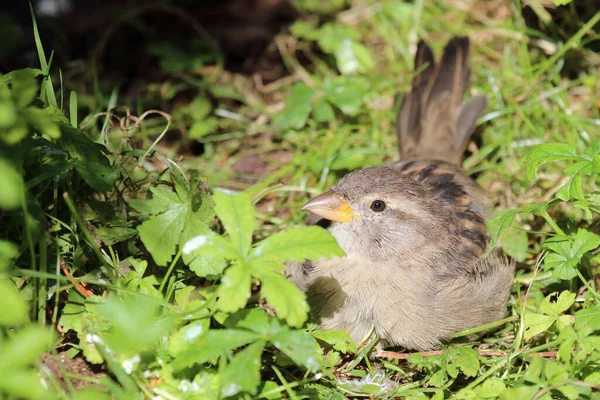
286;37;514;351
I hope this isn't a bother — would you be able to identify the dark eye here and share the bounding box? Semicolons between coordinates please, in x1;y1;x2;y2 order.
370;200;386;212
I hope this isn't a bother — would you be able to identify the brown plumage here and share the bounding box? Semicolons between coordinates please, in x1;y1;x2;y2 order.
286;37;514;351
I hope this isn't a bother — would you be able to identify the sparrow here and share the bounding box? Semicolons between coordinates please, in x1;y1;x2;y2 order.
287;37;514;351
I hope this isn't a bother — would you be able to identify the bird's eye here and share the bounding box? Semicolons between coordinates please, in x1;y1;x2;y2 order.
370;200;386;212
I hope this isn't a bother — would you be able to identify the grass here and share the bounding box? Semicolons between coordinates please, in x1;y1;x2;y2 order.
0;0;599;399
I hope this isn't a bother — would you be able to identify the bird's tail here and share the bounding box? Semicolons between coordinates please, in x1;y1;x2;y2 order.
396;37;488;166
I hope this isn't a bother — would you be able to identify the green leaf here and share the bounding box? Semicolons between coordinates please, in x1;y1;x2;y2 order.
452;348;480;377
270;329;320;372
96;295;174;354
94;226;137;246
312;98;335;123
10;69;38;108
539;291;576;316
251;226;343;264
521;143;580;181
0;325;54;370
524;313;556;340
168;319;211;357
273;83;315;130
311;330;356;354
523;356;544;383
575;305;600;335
0;370;57;400
0;279;29;326
544;229;600;280
333;39;375;75
499;228;528;262
58;290;86;333
259;269;309;327
0;240;18;272
544;361;568;385
189;117;218;139
220;341;265;397
181;206;229;277
217;263;252;312
0;158;24;210
475;378;506;398
571;228;600;259
323;77;367;116
130;186;182;215
171;329;260;370
137;205;187;266
225;308;273;334
213;189;255;257
70;160;117;192
183;231;239;261
487;209;516;248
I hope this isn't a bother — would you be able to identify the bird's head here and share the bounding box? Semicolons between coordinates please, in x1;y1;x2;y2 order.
302;166;455;263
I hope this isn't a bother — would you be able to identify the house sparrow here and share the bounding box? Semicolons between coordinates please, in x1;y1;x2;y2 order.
287;37;514;351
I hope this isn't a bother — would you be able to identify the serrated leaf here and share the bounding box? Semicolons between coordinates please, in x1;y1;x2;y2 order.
217;263;252;313
137;205;187;266
171;329;260;370
271;329;320;373
539;291;576;316
544;229;600;280
251;226;343;264
311;330;356;354
130;186;182;215
213;189;255;257
182;231;239;261
224;308;272;334
521;143;580;181
259;269;309;327
181;211;230;277
524;313;556;340
220;341;265;397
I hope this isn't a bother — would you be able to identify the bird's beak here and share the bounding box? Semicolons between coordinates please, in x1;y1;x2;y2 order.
302;191;359;222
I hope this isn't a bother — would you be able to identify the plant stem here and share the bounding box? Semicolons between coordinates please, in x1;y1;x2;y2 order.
159;250;181;294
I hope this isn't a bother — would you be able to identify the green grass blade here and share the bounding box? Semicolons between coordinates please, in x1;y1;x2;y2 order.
69;91;78;128
29;2;57;107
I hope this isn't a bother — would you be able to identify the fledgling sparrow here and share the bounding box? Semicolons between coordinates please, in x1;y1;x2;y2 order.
287;37;514;351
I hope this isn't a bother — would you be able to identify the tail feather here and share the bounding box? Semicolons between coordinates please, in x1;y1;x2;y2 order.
397;37;488;165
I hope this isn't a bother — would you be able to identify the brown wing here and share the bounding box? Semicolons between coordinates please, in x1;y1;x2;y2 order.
392;159;490;263
397;37;488;165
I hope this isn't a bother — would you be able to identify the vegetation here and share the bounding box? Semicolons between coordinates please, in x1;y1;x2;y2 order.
0;1;599;398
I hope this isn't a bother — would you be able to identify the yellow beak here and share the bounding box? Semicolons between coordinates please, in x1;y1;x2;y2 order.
302;191;358;222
